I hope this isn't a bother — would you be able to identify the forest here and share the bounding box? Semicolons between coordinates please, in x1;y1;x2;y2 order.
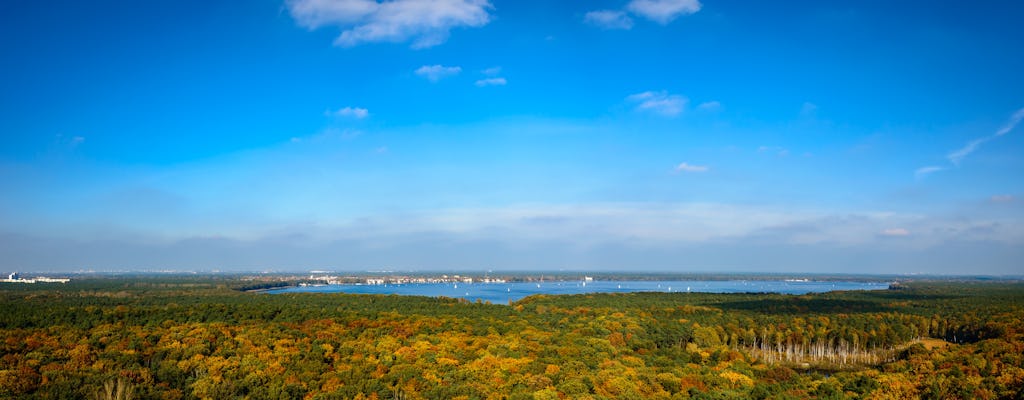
1;277;1022;399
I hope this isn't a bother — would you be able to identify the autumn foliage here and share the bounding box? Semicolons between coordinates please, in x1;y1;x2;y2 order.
1;278;1022;399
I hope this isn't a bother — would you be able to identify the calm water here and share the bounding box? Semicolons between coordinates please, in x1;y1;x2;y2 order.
266;280;889;304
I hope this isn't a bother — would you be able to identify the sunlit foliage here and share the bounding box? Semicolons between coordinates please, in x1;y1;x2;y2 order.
1;278;1022;399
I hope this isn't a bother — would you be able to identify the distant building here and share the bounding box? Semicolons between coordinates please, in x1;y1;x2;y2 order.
2;272;69;284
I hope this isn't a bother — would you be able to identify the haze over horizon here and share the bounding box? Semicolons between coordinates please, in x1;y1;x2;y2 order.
2;0;1023;274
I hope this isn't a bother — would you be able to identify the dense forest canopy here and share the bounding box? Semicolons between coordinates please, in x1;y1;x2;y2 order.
1;277;1022;399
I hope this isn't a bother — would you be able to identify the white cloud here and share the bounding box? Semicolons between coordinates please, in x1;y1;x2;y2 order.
626;0;701;24
627;90;686;116
674;162;708;173
880;228;910;237
991;194;1014;203
286;0;378;27
474;77;506;87
949;106;1024;164
947;137;990;165
287;0;493;49
584;10;634;30
415;64;462;81
327;106;369;119
481;66;501;76
996;107;1024;136
914;166;944;178
696;101;721;112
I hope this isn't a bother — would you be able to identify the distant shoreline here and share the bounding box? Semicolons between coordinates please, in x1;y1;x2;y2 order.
243;286;297;293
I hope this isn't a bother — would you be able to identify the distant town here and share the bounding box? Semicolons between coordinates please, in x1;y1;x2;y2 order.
356;274;514;285
2;272;70;284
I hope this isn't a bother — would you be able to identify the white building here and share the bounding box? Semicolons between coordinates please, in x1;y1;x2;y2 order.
2;272;69;284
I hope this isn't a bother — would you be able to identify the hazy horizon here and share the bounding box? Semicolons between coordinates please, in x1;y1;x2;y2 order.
7;267;1020;279
2;1;1023;274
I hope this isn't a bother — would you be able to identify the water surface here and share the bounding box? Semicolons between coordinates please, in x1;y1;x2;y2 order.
267;280;889;304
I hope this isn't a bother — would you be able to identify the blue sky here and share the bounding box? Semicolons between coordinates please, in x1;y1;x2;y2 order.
2;0;1023;274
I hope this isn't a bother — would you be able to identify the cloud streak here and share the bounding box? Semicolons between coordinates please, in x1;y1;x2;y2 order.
674;162;708;173
946;107;1024;165
475;77;506;87
914;166;944;179
287;0;493;49
996;107;1024;136
880;228;910;237
696;101;721;112
916;106;1024;176
947;137;991;165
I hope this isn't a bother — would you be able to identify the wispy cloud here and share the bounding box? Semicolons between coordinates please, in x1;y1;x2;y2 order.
758;146;789;157
914;166;944;179
415;64;462;82
947;107;1024;165
991;194;1014;203
947;137;990;165
674;162;708;173
55;133;85;149
917;107;1024;177
292;128;364;144
626;0;702;24
474;68;506;86
880;228;910;237
627;90;686;116
584;10;634;30
800;102;818;117
996;107;1024;136
326;106;369;119
475;77;507;87
696;101;721;112
286;0;493;49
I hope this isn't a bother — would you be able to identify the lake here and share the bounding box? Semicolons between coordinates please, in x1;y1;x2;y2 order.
266;280;890;304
